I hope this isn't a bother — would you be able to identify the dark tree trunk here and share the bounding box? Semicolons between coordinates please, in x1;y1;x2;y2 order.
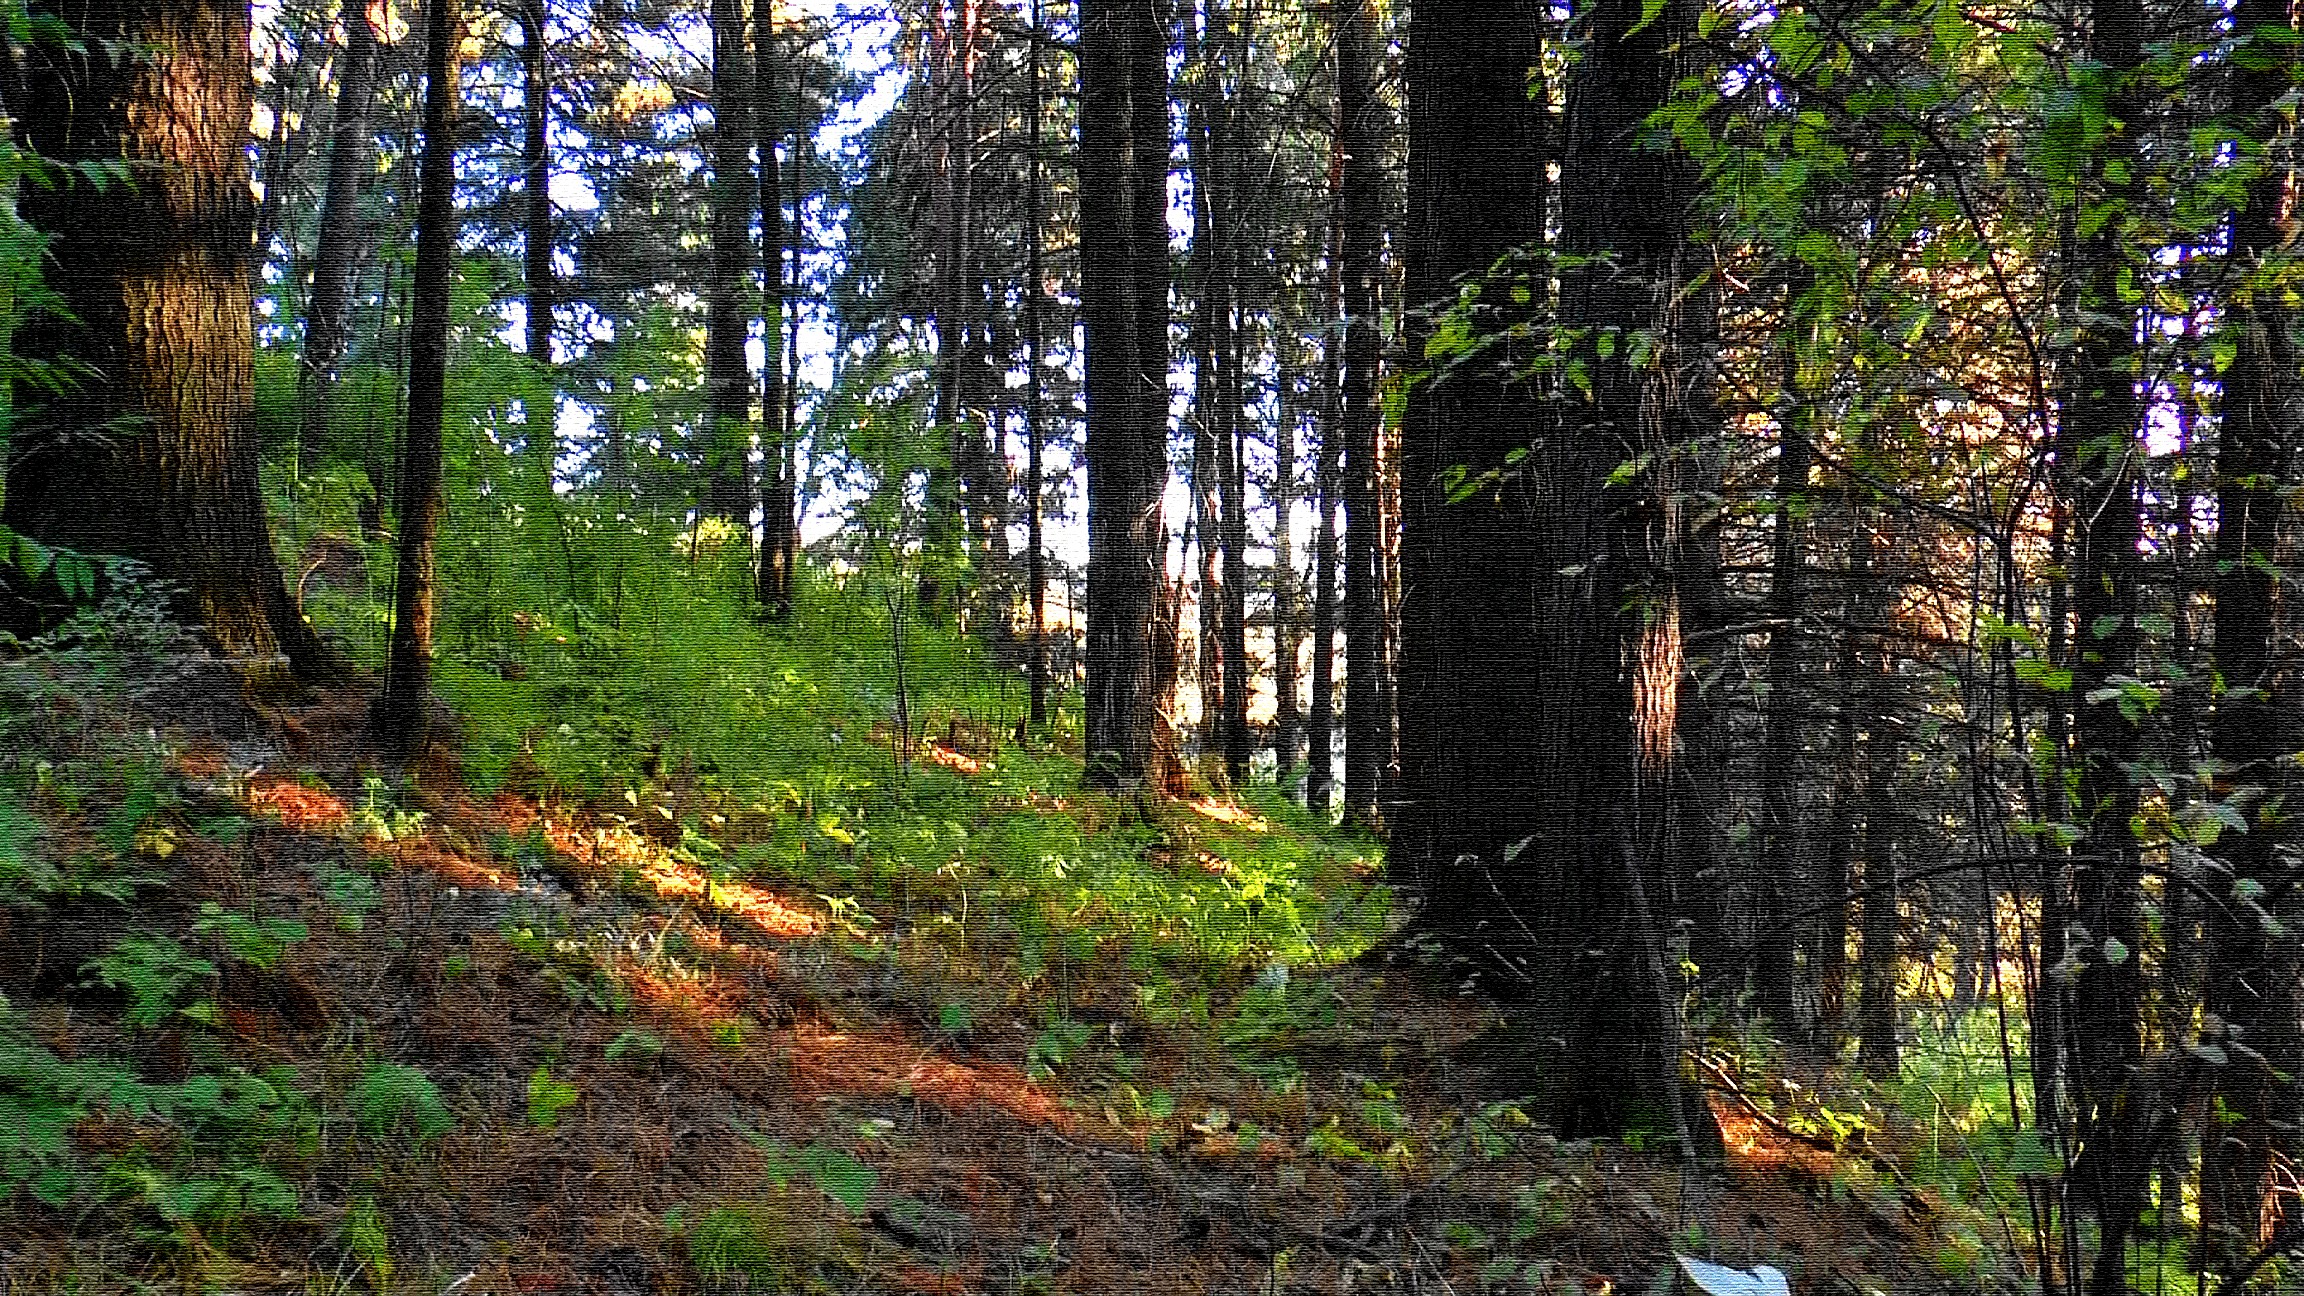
2053;0;2149;1277
700;0;753;522
519;0;555;381
1393;0;1717;1152
2201;0;2304;1265
1755;271;1816;1036
1189;3;1228;772
1337;0;1384;825
373;0;463;749
1853;513;1900;1078
1078;0;1173;792
6;0;335;683
754;28;797;618
1273;372;1300;786
1024;0;1049;729
300;1;382;451
1307;135;1344;815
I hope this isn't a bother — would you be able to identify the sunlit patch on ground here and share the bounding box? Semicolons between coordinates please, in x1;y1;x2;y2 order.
788;1021;1076;1131
922;741;985;774
634;855;819;938
1188;798;1267;831
246;777;348;831
1711;1103;1838;1180
391;837;523;892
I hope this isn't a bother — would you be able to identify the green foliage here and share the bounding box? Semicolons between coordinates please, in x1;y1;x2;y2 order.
526;1066;579;1129
81;935;216;1029
342;1195;394;1287
736;1125;879;1214
194;902;308;970
0;1010;313;1224
352;1062;455;1144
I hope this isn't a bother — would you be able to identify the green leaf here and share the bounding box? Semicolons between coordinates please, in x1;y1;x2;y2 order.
526;1066;578;1129
805;1145;878;1213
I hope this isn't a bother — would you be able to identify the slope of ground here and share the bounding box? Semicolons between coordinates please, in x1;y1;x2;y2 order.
0;575;1995;1296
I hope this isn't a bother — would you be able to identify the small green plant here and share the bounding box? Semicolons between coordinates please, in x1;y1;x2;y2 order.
606;1029;665;1064
343;1194;393;1287
194;902;308;969
526;1066;579;1129
735;1124;880;1213
313;861;382;931
685;1202;791;1283
1025;1018;1090;1080
350;776;426;843
82;935;216;1028
351;1062;454;1144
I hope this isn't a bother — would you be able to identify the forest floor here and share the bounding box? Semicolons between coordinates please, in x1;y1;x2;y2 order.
1;648;1991;1295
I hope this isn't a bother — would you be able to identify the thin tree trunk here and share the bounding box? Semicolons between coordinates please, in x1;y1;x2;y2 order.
1337;0;1384;825
520;0;555;383
1755;269;1816;1036
1273;369;1299;786
300;1;382;450
1025;0;1049;730
754;21;796;617
700;0;753;522
374;0;463;748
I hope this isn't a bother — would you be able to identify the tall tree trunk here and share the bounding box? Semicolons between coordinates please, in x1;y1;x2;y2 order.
1219;69;1251;786
6;0;335;682
1273;371;1299;786
1754;270;1816;1036
1078;0;1173;792
754;23;797;618
1188;0;1228;772
2053;0;2149;1279
373;0;463;748
1394;0;1717;1153
2200;0;2304;1266
300;1;382;452
700;0;753;522
1852;511;1899;1078
1025;0;1049;729
1337;0;1384;825
519;0;554;376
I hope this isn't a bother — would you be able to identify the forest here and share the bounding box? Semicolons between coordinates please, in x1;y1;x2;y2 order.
0;0;2297;1291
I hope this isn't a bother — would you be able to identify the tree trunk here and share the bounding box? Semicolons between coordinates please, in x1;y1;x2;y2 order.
754;22;797;618
1024;0;1049;729
2200;0;2304;1265
1337;0;1384;825
700;0;753;522
1273;370;1299;786
373;0;463;749
1754;270;1816;1036
1393;0;1717;1153
300;1;382;452
1078;0;1173;792
520;0;555;381
1188;0;1228;774
2054;0;2149;1277
6;0;336;683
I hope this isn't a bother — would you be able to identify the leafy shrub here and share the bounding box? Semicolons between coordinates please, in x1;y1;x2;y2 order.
352;1062;455;1143
81;935;216;1028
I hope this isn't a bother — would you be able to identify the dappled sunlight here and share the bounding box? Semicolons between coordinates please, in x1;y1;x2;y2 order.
392;838;524;893
635;855;819;938
789;1020;1076;1131
1188;798;1268;832
246;778;348;832
922;741;985;774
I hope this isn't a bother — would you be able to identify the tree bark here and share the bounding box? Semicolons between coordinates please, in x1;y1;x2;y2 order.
1337;0;1384;825
1078;0;1173;792
700;0;754;522
519;0;555;378
754;21;797;618
300;1;382;453
6;0;336;683
1024;0;1049;729
2200;0;2304;1266
373;0;463;749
